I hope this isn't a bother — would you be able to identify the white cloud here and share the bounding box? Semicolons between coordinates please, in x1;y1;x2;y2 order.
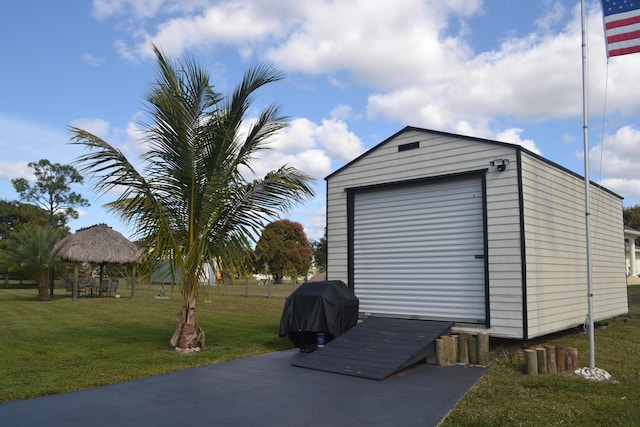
92;0;198;21
81;53;105;67
89;0;639;205
100;1;639;142
118;113;148;160
114;39;145;63
255;1;626;140
452;121;542;155
364;24;582;132
266;0;480;89
69;115;146;161
534;2;567;32
68;115;154;202
315;119;365;161
114;2;289;61
0;161;32;181
605;54;640;116
591;126;640;180
69;118;111;140
290;149;332;180
583;126;640;204
246;145;331;183
0;113;76;166
330;104;354;121
563;132;577;144
75;208;90;220
297;204;326;241
494;128;542;155
452;120;493;140
92;0;127;20
599;177;640;202
0;114;88;198
359;3;640;137
243;115;364;180
270;118;318;152
125;117;144;142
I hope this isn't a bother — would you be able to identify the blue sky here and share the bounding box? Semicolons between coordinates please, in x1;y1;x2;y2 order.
1;0;639;241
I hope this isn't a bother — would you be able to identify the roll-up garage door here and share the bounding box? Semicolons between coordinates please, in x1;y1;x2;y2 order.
353;176;486;323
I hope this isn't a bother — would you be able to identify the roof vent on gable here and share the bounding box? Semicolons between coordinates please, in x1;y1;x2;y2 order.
398;141;419;152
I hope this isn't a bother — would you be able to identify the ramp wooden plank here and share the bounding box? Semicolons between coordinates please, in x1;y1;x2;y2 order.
292;318;452;380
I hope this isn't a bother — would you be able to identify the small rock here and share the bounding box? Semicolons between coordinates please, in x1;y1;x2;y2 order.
574;367;612;381
175;346;202;354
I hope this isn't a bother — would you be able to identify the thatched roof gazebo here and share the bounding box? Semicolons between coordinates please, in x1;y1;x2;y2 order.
55;224;141;300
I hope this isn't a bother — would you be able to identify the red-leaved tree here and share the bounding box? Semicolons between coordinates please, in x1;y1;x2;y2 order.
254;219;313;284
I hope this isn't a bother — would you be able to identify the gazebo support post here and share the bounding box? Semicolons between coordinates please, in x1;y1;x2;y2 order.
131;265;136;298
73;263;79;302
99;264;106;295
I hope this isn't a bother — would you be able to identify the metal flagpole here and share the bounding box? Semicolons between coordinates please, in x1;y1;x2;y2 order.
580;0;596;369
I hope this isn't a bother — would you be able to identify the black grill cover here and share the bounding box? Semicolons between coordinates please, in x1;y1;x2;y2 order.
279;280;359;349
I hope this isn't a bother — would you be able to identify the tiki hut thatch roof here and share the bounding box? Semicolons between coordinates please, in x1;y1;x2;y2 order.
56;223;141;265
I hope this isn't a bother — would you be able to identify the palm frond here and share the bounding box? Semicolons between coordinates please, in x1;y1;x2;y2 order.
69;45;314;312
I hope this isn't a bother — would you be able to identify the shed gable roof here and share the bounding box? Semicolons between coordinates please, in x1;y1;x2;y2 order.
324;126;623;200
325;126;521;181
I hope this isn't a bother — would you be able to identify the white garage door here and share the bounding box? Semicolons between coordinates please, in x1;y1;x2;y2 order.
353;177;486;323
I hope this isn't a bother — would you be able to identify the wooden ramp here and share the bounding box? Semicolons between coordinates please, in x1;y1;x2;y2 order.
292;317;453;380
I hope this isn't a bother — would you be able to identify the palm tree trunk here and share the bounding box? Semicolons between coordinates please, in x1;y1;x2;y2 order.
170;297;205;349
38;275;50;301
48;268;55;297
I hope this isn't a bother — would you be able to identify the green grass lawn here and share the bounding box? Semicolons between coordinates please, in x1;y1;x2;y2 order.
442;285;640;426
0;285;293;402
1;284;639;426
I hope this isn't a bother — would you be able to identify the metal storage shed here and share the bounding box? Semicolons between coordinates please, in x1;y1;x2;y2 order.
325;126;629;340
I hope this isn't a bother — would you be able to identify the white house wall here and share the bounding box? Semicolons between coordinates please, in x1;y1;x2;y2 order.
520;152;627;338
326;128;526;339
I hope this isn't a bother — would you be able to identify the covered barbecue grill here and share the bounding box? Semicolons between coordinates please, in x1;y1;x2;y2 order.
279;280;359;351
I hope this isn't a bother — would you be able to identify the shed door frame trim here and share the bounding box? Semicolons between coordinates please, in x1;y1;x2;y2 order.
346;169;490;326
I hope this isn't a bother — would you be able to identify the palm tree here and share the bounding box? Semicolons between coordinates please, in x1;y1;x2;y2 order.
69;45;315;349
0;224;65;301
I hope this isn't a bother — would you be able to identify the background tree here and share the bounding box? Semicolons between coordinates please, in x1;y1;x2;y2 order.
0;200;52;287
224;247;256;284
311;227;327;273
624;205;640;230
0;200;50;241
0;224;65;300
254;219;313;284
11;159;89;227
69;46;314;350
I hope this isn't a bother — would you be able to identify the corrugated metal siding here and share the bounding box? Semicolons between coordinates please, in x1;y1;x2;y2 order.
353;177;486;323
521;153;627;338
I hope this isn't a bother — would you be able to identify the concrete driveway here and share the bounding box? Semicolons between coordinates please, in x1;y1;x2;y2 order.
0;349;486;427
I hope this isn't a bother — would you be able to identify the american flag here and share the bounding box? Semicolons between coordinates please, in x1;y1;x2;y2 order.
601;0;640;57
